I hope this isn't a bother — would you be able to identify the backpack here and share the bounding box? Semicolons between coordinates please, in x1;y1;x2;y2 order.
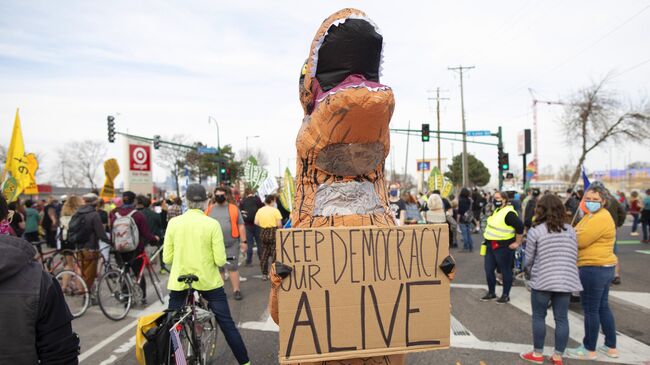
136;311;172;365
240;197;261;224
67;212;91;245
112;210;139;252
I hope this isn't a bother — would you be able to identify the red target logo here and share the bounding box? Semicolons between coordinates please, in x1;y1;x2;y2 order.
129;144;151;171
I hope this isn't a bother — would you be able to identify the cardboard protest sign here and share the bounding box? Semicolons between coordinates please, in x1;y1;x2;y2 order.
276;224;450;363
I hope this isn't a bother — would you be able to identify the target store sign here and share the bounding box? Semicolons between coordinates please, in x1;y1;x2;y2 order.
129;144;151;171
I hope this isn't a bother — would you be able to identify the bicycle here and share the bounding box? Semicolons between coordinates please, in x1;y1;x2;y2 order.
169;274;219;365
97;246;165;321
32;242;90;318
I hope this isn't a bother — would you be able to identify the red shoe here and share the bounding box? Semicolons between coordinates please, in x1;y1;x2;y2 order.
520;351;544;364
549;355;564;365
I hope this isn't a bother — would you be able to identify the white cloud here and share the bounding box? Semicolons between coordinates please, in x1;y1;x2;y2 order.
0;0;648;188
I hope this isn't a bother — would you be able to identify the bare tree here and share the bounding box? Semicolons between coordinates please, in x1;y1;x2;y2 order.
556;164;574;182
54;140;107;189
560;79;650;186
156;134;191;197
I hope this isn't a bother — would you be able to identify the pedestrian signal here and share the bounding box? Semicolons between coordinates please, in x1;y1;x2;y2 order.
153;135;161;150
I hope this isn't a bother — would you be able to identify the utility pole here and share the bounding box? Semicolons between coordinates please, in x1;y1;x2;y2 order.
448;65;475;187
403;120;411;181
428;88;449;171
528;88;564;181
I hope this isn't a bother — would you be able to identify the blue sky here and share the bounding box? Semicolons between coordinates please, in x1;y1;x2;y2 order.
1;0;649;187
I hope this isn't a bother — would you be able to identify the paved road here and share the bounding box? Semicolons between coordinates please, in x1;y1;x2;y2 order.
74;224;650;365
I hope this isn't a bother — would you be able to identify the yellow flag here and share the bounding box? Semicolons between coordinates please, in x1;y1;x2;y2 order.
3;109;34;198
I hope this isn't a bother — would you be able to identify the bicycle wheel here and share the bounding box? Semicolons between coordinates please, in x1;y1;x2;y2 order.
55;270;90;318
97;269;133;321
197;311;218;365
147;265;165;304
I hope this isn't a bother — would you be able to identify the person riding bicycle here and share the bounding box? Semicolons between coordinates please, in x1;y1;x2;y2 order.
110;191;159;305
73;193;110;290
163;183;250;365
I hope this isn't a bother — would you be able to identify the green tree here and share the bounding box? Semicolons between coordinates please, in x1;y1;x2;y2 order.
444;153;491;187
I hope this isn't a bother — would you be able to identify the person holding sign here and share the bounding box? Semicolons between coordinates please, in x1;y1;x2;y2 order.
480;191;524;304
254;194;283;280
268;7;456;365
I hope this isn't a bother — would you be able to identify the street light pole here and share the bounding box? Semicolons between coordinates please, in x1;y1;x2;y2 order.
208;116;220;149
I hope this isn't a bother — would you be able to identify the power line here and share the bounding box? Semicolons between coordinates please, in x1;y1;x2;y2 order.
471;3;650;112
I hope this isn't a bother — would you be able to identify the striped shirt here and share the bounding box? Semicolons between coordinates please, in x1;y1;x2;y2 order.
525;223;583;293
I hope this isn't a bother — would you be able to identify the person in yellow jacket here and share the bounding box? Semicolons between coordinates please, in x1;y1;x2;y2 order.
480;191;524;304
163;184;250;365
567;185;619;361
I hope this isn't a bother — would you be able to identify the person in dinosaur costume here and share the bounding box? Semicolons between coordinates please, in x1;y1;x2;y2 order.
269;8;454;365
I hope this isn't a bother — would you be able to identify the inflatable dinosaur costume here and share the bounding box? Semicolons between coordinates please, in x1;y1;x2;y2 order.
270;8;404;365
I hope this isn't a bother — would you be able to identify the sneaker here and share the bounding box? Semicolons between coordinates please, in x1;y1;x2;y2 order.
548;354;564;365
519;351;544;364
597;345;619;358
261;275;268;281
630;232;639;236
566;345;597;360
234;291;243;301
612;276;621;285
480;293;497;301
496;295;510;304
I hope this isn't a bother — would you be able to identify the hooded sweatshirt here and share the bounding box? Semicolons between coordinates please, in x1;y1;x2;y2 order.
0;235;80;364
77;204;110;250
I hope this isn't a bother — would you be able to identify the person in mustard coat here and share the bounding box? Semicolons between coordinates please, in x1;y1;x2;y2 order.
567;185;619;360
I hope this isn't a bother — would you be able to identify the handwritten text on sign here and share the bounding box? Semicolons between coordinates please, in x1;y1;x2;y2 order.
276;225;450;364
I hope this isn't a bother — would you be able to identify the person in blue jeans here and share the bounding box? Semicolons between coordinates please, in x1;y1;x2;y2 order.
458;188;474;252
568;185;619;360
480;191;524;304
520;194;583;365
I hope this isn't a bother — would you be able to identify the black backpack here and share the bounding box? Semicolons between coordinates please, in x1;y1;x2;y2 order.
240;196;261;225
67;211;91;245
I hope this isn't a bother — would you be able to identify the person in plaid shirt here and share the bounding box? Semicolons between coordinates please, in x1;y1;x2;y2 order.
166;197;183;222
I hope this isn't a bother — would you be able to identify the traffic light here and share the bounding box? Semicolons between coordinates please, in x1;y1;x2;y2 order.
219;166;227;182
107;115;116;143
421;123;430;142
153;135;161;150
499;152;510;171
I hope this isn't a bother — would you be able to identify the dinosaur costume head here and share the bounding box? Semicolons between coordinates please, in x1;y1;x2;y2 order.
293;8;396;228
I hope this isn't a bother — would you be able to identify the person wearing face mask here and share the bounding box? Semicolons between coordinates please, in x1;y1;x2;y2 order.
388;183;406;225
567;186;619;360
205;187;248;300
254;194;283;280
480;191;524;304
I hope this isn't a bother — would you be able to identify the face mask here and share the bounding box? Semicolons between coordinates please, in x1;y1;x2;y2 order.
389;189;399;197
215;195;226;204
585;201;601;213
493;200;504;208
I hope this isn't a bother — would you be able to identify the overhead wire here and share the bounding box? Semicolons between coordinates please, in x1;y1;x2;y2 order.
470;2;650;112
